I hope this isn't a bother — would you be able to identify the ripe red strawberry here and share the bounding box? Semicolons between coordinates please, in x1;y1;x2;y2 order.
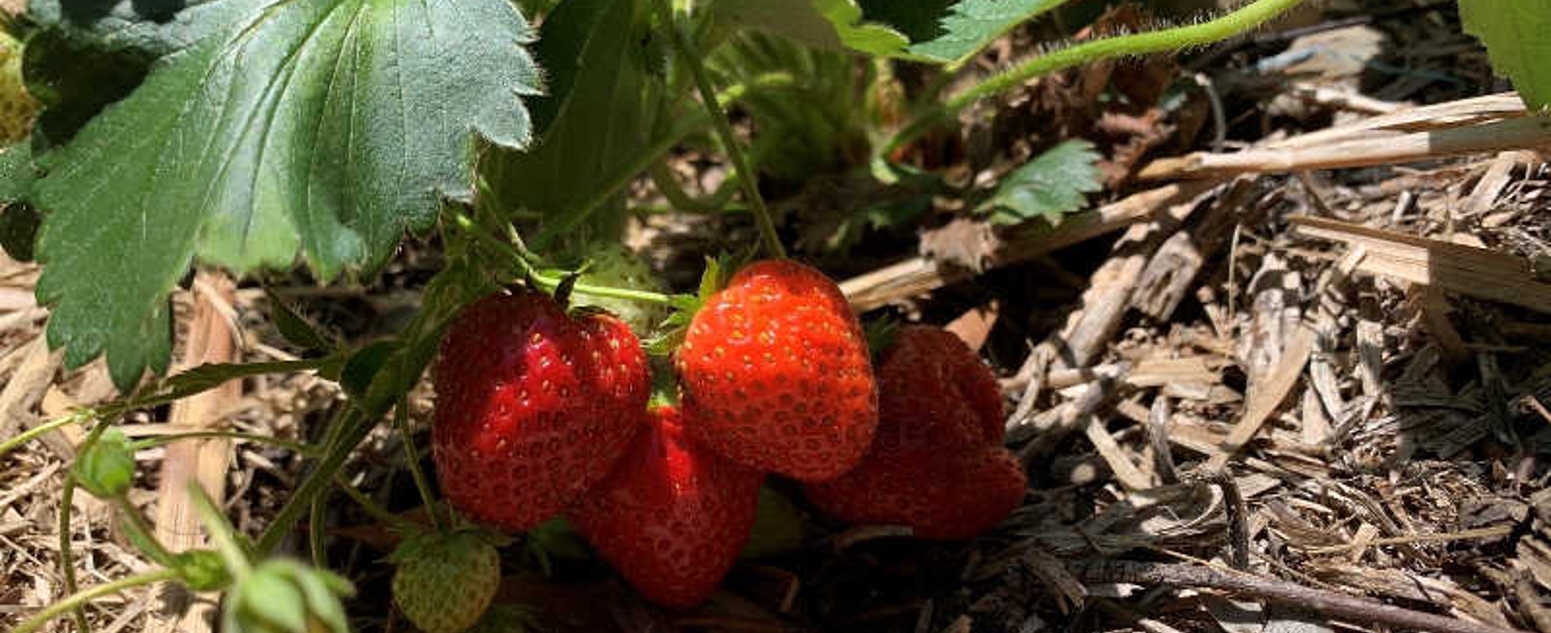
675;259;877;481
805;445;1025;540
803;326;1026;539
570;404;763;608
390;530;501;633
873;326;1005;451
433;290;649;532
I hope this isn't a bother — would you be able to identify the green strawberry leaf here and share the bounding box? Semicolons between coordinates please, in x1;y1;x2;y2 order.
483;0;668;253
858;0;1068;65
26;0;267;60
863;317;899;361
0;141;39;260
718;0;1066;65
0;141;32;201
234;564;311;633
739;486;806;559
1459;0;1551;112
644;295;701;357
977;139;1102;226
32;0;542;391
22;0;269;143
716;0;908;57
340;341;405;402
265;289;337;353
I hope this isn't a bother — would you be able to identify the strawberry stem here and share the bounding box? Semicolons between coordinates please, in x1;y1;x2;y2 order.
394;397;444;531
0;408;87;458
654;0;787;260
59;419;112;633
450;211;682;307
189;479;251;577
336;476;416;531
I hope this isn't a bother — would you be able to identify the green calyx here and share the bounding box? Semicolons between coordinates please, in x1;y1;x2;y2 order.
863;317;900;363
224;559;356;633
71;428;134;499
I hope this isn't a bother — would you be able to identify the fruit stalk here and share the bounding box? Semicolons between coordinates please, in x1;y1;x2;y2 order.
335;476;414;530
59;420;115;633
189;479;252;577
653;0;786;259
0;410;87;458
451;211;681;307
7;568;181;633
394;398;444;531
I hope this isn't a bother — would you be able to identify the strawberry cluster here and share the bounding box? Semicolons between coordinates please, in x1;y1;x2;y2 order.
429;259;1026;611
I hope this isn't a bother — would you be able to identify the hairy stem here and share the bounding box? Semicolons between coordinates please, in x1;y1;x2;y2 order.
654;0;786;259
885;0;1308;156
8;568;180;633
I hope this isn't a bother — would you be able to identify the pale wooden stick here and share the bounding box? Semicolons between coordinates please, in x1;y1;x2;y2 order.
1139;116;1551;180
839;182;1219;311
1291;215;1551;315
151;271;241;633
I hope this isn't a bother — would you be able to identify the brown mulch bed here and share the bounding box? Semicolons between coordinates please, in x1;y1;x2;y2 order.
4;1;1551;632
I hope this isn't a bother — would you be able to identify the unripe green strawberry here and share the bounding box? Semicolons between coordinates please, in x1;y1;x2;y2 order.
574;244;668;333
391;530;501;633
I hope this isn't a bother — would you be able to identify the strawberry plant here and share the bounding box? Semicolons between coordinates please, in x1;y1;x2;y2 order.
1;0;1546;629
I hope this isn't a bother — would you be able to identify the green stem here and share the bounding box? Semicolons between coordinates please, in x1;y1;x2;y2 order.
7;568;180;633
57;475;90;633
113;497;176;568
394;398;442;531
188;479;250;578
60;420;112;633
130;431;320;457
0;411;88;459
452;211;683;307
335;476;413;531
883;0;1309;157
310;493;328;569
256;408;371;556
654;0;785;259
